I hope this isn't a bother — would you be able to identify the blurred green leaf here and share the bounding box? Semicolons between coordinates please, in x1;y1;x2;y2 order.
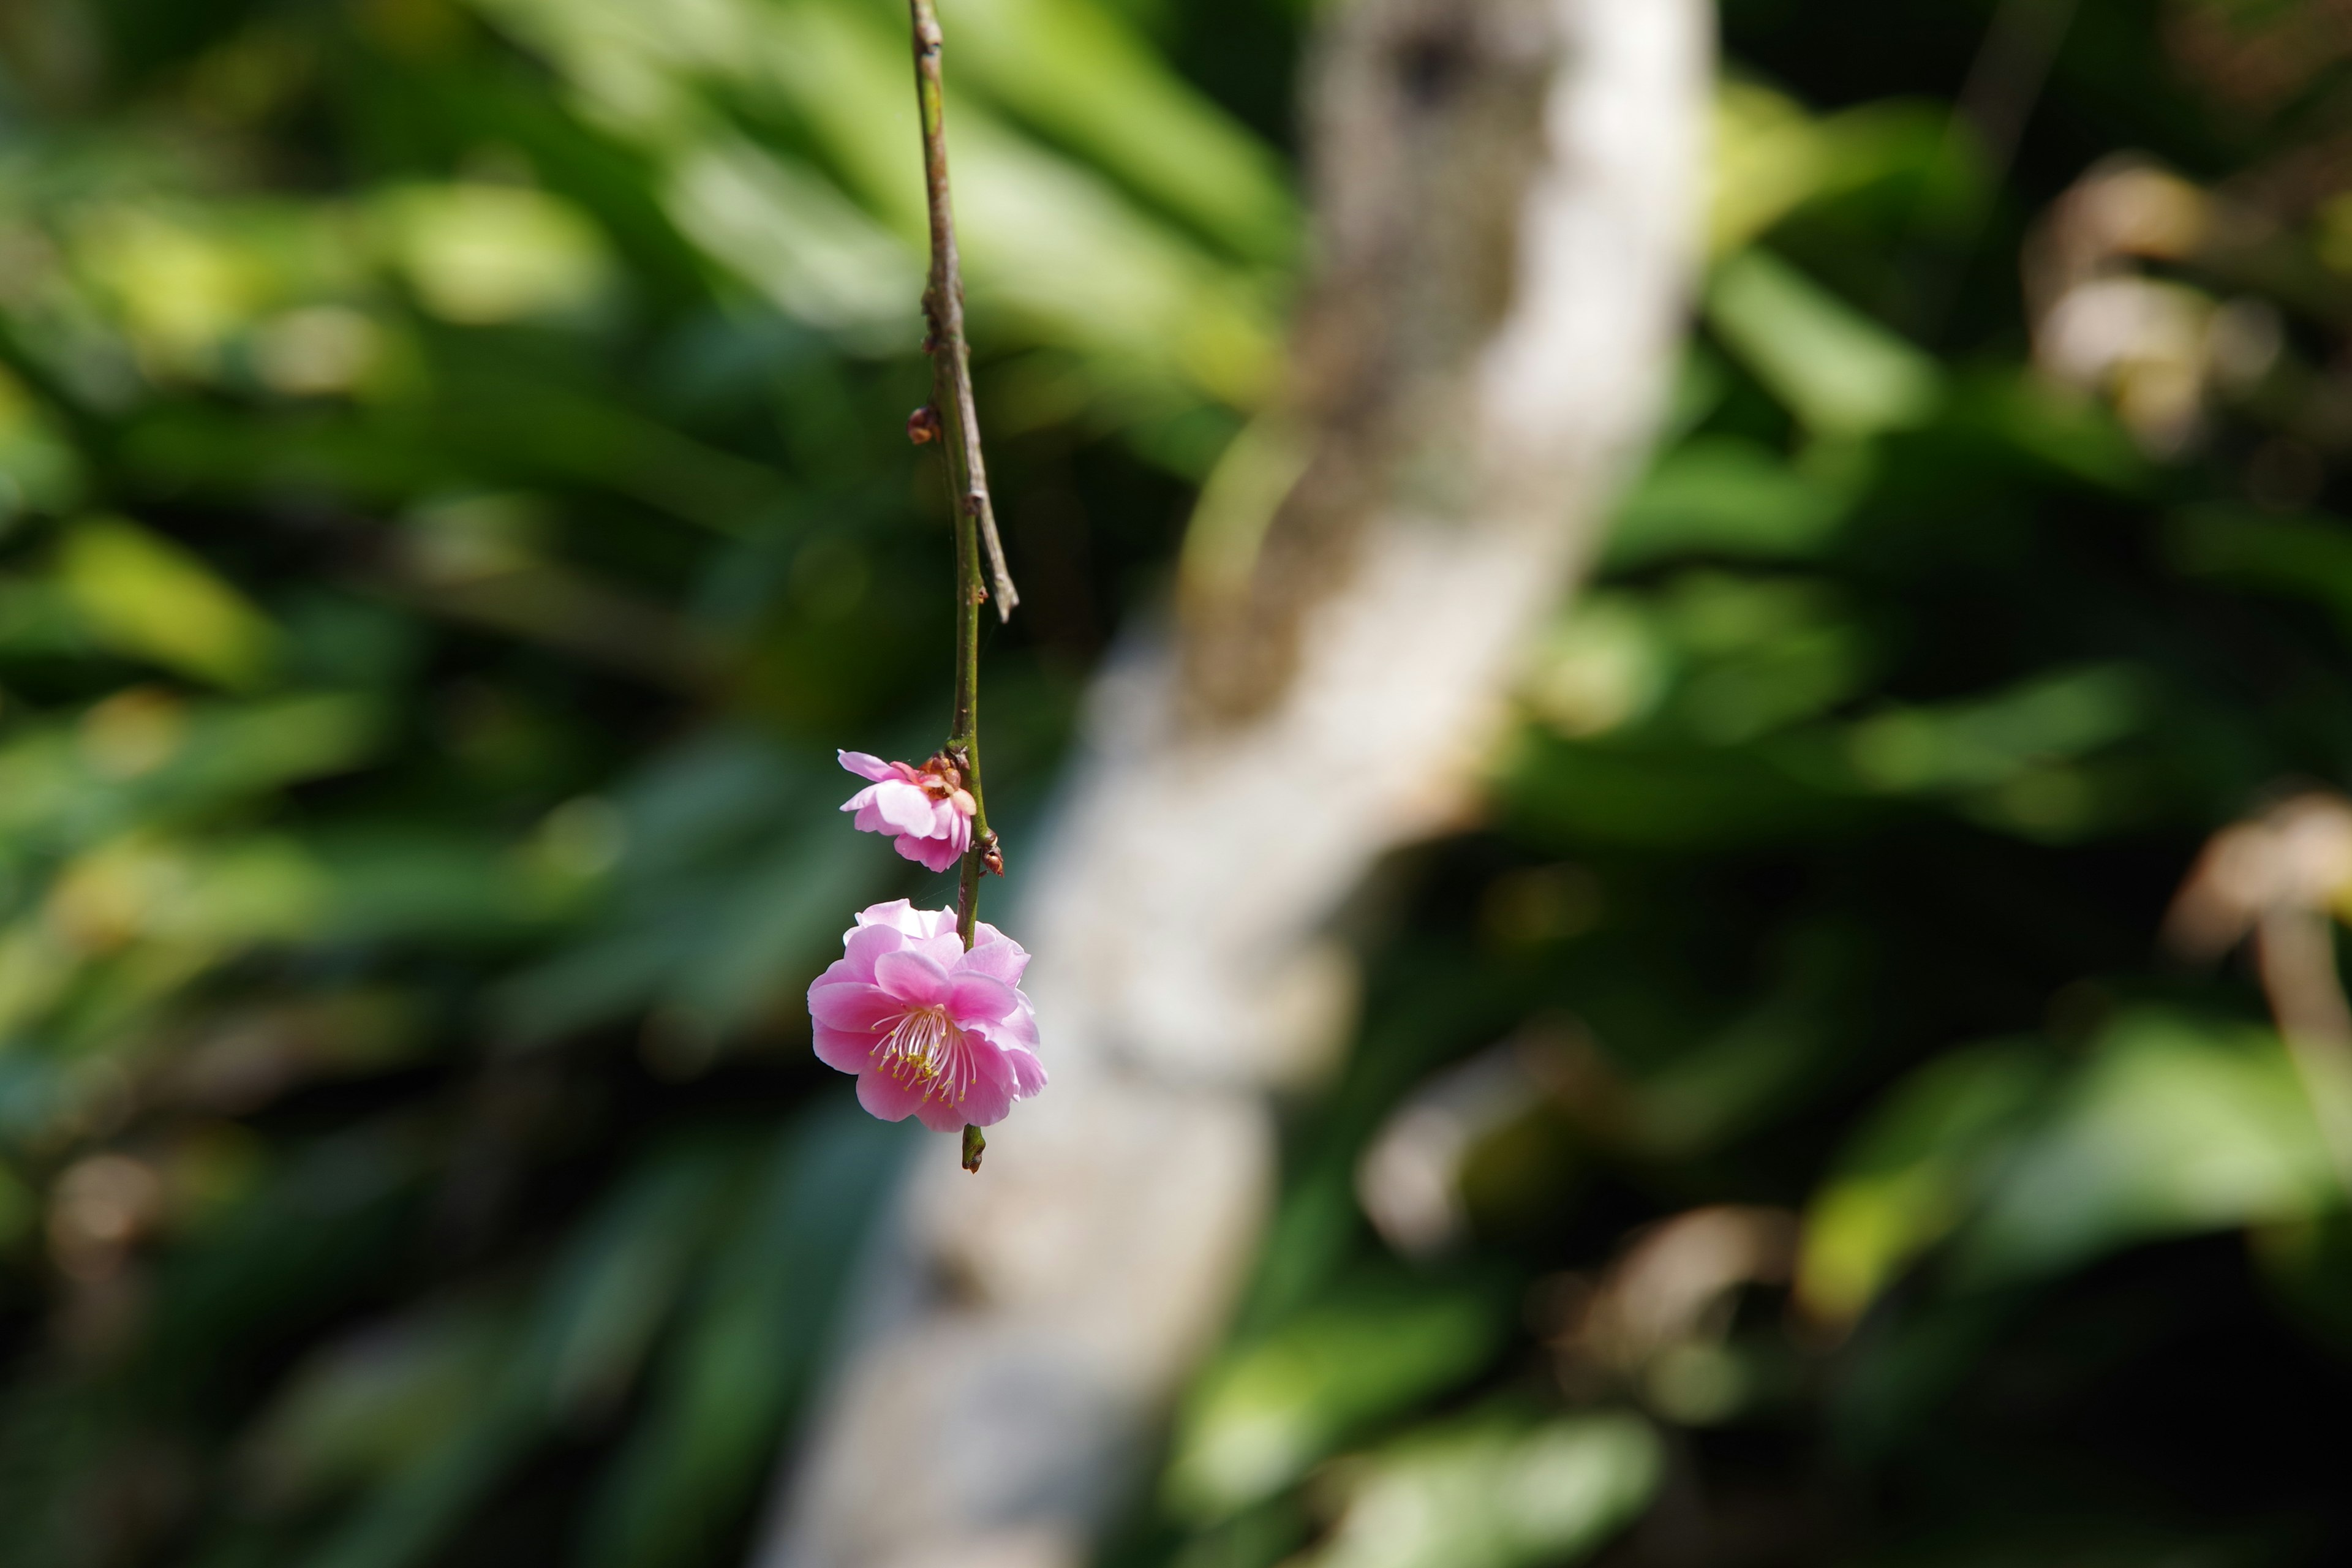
239;1297;513;1512
1713;84;1976;257
1166;1283;1508;1521
2166;505;2352;635
303;1139;749;1568
0;692;380;852
372;182;616;325
0;369;86;519
1961;1011;2340;1284
1604;437;1854;568
469;0;1287;423
1706;250;1943;439
1843;664;2151;796
58;518;282;689
1293;1412;1661;1568
496;737;883;1046
940;0;1297;265
1800;1042;2058;1322
580;1106;910;1568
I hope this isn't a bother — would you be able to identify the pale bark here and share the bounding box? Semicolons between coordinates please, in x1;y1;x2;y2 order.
755;3;1709;1564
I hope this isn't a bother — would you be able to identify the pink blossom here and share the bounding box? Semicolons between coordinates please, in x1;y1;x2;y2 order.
807;900;1046;1131
839;751;975;874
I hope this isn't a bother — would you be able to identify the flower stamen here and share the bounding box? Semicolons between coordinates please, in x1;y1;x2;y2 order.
878;1004;974;1105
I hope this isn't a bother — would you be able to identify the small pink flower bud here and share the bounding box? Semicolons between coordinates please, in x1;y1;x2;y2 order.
838;750;974;873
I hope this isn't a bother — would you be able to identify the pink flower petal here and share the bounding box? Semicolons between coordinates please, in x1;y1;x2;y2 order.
809;981;901;1034
962;936;1030;986
857;1068;927;1123
839;924;905;980
854;902;929;938
933;808;974;858
898;833;965;874
972;1003;1038;1052
911;932;967;971
1003;1048;1048;1098
946;972;1018;1027
814;1025;882;1074
838;750;899;783
873;949;952;1007
938;1056;1014;1129
873;782;937;838
909;1099;966;1133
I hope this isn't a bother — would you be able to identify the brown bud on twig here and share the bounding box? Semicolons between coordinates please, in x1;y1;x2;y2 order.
907;405;943;445
981;831;1005;877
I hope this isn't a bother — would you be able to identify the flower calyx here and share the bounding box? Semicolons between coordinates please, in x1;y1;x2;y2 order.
916;748;976;818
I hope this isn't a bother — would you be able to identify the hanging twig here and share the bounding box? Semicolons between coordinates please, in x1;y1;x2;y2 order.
757;0;1712;1555
910;0;1019;623
907;0;1015;1172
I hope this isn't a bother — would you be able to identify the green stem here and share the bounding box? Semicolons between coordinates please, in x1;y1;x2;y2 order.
951;475;986;950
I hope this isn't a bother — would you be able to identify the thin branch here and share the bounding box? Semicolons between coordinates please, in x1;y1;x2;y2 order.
908;0;1011;1172
910;0;1019;623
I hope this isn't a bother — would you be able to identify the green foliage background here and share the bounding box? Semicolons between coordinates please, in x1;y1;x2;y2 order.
4;1;2352;1565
